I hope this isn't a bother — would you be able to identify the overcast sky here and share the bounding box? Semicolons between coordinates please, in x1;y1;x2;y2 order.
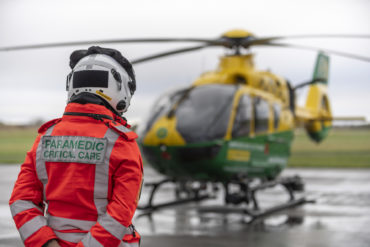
0;0;369;124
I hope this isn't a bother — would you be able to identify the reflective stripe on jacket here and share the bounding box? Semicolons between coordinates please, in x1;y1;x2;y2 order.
9;103;143;247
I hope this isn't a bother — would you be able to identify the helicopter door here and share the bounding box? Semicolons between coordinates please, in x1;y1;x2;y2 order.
226;94;254;170
267;102;291;175
232;94;252;138
254;97;270;135
249;96;273;172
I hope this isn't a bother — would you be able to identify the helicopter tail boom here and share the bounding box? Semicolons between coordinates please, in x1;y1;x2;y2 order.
295;52;332;143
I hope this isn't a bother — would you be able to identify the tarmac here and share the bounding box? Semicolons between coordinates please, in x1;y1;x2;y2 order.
0;165;369;247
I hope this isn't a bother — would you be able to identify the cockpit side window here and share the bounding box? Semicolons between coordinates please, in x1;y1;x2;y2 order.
144;89;186;133
254;97;270;134
232;94;252;138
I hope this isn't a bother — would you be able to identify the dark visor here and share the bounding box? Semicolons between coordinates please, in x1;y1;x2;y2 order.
73;70;109;88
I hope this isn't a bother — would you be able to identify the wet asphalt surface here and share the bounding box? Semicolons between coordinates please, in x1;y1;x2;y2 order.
0;165;369;247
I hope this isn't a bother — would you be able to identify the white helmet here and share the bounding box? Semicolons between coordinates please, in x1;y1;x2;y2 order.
66;49;135;115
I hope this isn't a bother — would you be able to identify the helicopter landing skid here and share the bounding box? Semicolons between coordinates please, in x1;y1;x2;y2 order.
243;196;311;220
137;179;215;212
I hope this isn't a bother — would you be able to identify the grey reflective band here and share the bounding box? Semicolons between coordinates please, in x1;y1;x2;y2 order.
98;213;132;240
36;126;55;200
81;232;103;247
113;125;131;133
19;215;47;241
47;215;95;231
55;231;86;243
10;200;42;217
119;242;140;247
80;232;139;247
40;136;108;164
94;128;119;215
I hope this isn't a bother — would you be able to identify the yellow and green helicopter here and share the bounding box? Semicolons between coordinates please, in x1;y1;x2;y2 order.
1;29;369;217
136;30;336;215
131;30;368;216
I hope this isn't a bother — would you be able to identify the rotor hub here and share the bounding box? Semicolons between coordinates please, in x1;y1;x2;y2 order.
219;29;256;53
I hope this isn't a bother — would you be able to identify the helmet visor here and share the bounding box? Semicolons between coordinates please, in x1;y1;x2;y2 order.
73;70;109;88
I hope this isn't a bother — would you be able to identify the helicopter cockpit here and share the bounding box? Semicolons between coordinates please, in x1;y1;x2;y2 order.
142;84;237;143
176;84;236;142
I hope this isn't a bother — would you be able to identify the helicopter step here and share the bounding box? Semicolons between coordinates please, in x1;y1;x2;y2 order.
137;179;217;212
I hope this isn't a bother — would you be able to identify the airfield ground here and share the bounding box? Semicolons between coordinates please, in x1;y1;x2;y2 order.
0;165;369;247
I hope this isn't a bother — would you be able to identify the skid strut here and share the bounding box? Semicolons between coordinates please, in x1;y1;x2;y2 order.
224;175;314;220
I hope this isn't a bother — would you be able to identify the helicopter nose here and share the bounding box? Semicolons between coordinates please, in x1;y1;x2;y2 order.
142;116;186;146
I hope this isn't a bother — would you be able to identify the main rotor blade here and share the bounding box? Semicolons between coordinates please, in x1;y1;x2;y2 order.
2;34;370;52
0;38;216;52
257;42;370;62
249;34;370;46
131;44;211;64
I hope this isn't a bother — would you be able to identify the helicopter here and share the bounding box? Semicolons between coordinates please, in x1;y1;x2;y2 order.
1;29;369;218
133;30;369;217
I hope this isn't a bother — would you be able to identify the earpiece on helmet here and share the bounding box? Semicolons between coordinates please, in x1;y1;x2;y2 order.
116;100;126;111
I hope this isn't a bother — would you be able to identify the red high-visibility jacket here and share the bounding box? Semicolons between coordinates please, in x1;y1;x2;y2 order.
9;103;143;247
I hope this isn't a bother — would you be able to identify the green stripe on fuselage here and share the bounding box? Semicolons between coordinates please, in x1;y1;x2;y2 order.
140;130;294;182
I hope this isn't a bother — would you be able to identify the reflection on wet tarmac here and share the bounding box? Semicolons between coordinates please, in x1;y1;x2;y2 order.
0;165;369;247
134;167;370;247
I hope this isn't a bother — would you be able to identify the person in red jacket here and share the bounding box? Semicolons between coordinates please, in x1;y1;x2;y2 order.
9;46;143;247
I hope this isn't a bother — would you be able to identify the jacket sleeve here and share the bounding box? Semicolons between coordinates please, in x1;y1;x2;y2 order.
77;140;143;247
9;135;58;247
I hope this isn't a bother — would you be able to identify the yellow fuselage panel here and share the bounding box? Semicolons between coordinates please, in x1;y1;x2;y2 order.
305;84;328;110
279;109;294;131
192;55;290;107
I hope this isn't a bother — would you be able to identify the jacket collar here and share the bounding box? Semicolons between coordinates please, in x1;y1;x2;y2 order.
63;103;130;127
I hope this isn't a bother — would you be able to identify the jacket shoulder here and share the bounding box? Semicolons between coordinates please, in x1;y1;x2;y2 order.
109;122;138;141
38;118;61;134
